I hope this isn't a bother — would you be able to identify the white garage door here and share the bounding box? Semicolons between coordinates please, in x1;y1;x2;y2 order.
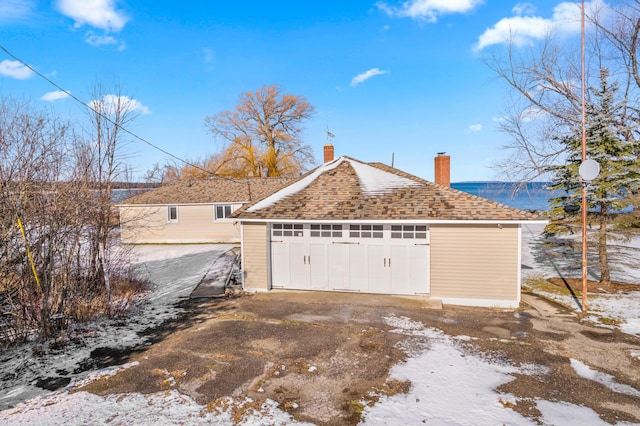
270;223;430;295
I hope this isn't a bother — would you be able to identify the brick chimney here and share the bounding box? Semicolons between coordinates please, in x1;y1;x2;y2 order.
434;152;450;187
324;143;334;163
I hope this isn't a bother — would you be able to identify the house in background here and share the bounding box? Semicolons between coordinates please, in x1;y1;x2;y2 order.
118;177;293;244
231;147;546;308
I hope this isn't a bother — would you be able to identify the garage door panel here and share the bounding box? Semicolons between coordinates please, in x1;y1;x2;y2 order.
390;245;410;294
309;243;327;290
349;244;368;292
368;244;389;293
271;242;289;288
328;244;349;290
288;242;309;290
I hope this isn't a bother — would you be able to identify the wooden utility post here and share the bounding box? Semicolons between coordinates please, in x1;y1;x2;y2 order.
580;0;588;313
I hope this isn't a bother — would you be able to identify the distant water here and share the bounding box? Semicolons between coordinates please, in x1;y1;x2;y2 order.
451;182;554;211
111;188;154;203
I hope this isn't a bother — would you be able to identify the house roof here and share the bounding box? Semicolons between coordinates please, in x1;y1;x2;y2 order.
118;177;295;205
232;156;544;222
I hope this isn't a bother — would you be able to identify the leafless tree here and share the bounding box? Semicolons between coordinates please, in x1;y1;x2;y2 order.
0;89;146;345
205;84;315;177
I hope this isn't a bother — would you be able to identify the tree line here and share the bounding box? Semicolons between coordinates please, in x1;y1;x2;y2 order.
0;87;145;346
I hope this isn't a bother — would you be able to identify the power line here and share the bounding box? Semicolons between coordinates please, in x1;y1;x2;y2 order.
0;43;214;178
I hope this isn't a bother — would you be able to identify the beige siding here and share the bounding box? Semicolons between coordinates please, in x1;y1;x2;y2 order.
430;224;520;304
241;222;269;290
119;205;241;243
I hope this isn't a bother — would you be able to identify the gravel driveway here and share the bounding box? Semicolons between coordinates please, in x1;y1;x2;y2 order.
75;290;640;425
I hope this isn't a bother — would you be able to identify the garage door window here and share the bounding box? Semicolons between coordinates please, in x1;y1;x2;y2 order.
310;224;342;237
272;223;303;237
391;225;428;239
349;224;383;238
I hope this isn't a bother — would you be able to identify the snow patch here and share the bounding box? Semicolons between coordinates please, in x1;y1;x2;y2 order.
620;318;640;336
247;157;345;212
360;315;615;425
0;391;312;426
570;359;640;398
348;159;420;195
246;157;421;212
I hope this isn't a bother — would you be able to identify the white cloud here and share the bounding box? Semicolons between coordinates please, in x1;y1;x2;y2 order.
0;0;34;20
377;0;484;22
0;59;34;80
56;0;128;32
468;124;482;132
474;0;605;51
350;68;389;87
512;3;536;16
85;33;116;46
88;94;151;115
84;32;126;50
41;90;71;102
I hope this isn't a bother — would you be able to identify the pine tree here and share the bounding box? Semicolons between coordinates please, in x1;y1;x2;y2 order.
547;68;640;283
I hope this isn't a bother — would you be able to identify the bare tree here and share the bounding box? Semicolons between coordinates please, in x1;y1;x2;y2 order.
80;84;140;312
484;1;640;184
205;84;315;177
0;90;146;345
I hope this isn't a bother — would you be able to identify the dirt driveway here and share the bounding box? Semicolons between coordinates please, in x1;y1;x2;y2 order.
77;290;640;425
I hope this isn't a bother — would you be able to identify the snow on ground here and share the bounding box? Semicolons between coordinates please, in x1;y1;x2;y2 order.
5;314;633;426
360;316;631;426
521;223;640;336
0;390;313;426
0;243;236;411
570;359;640;398
3;229;640;424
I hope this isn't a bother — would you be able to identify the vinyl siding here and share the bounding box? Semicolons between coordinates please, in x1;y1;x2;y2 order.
119;204;241;243
430;224;520;303
242;222;269;290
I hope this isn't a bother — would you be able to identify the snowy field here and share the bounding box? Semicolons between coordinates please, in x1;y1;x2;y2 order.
1;227;640;425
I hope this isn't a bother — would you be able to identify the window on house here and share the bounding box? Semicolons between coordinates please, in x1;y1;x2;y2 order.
310;224;342;237
215;204;233;220
168;206;178;223
391;225;428;239
272;223;304;237
349;224;383;238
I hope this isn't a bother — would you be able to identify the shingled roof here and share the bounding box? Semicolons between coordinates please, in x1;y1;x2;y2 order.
119;177;294;205
232;157;544;222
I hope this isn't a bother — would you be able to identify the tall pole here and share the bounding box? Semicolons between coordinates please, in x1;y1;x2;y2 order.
581;0;588;313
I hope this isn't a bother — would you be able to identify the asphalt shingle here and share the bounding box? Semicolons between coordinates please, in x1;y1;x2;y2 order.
233;157;543;221
119;177;295;205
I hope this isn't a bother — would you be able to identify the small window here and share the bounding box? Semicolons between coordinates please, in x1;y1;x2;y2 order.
311;224;342;238
391;225;429;239
215;204;233;220
168;206;178;223
272;223;303;237
350;224;383;238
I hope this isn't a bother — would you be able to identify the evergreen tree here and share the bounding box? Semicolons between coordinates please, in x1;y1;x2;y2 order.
547;68;640;283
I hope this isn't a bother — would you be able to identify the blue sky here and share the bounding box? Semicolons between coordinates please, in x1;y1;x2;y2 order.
0;1;591;182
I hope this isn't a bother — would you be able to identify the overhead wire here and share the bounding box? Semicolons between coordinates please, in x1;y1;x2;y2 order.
0;43;217;178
